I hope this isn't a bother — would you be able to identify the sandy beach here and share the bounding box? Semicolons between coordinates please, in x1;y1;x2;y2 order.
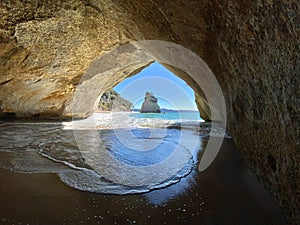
0;138;286;225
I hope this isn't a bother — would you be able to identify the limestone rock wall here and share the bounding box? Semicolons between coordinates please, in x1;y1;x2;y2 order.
0;0;128;117
206;2;300;222
0;0;299;223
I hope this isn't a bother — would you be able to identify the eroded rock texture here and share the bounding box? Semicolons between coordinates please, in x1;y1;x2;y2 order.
0;0;129;117
0;0;299;223
206;2;300;223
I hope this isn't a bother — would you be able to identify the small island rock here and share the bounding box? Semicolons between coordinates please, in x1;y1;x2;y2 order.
140;92;161;113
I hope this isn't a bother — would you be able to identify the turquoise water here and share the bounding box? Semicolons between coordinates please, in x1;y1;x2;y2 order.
130;111;203;121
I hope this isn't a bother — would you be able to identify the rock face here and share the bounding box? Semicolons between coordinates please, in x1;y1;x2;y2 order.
0;0;129;118
140;92;161;113
98;89;132;112
0;0;299;223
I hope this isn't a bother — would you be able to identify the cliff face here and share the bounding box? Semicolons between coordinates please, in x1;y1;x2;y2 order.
98;89;132;112
0;0;299;222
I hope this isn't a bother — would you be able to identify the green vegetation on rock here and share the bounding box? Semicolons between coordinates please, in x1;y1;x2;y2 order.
98;89;132;112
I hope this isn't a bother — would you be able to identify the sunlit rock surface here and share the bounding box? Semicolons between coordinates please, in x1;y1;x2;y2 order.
0;0;299;223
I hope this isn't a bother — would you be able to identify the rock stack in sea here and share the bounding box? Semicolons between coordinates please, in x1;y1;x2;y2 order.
140;92;161;113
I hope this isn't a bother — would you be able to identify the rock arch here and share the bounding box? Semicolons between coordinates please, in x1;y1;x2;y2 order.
70;41;222;124
0;0;299;223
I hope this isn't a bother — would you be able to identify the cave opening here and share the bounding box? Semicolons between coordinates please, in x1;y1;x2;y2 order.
95;61;202;120
71;41;223;125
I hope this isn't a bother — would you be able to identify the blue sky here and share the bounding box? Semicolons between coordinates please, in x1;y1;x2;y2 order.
113;62;198;110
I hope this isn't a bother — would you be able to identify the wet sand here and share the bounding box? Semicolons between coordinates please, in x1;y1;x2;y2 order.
0;138;286;225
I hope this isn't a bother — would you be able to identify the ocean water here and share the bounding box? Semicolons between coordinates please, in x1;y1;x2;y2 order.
130;110;203;121
0;113;285;225
0;113;287;225
0;111;207;195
